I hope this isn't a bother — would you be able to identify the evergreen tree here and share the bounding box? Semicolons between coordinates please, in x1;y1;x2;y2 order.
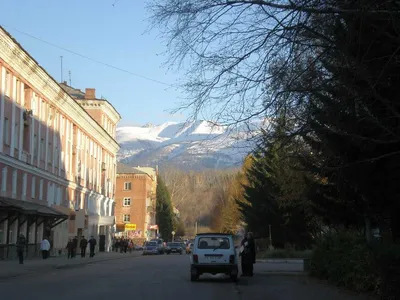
240;121;315;248
156;176;175;241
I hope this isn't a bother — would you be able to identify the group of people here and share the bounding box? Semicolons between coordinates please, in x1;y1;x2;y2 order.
15;233;98;264
15;234;52;265
66;236;97;258
112;237;135;253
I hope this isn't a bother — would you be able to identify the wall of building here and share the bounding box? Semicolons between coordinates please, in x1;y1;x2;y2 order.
115;173;154;238
0;28;120;254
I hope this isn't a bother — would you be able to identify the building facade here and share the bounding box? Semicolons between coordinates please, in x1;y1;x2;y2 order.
0;27;120;259
115;164;157;241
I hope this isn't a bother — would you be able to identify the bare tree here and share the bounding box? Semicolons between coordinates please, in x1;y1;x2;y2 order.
148;0;398;131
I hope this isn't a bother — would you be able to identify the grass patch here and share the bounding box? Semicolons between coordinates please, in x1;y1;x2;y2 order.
257;248;313;259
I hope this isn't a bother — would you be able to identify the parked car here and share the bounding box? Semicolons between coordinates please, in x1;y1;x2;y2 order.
165;242;184;255
142;241;160;255
186;243;193;254
150;238;165;254
189;233;238;282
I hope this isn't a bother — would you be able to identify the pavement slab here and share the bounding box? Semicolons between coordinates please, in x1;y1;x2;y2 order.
0;251;142;280
0;253;376;300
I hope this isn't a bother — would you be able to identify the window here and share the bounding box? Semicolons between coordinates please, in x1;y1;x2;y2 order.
1;167;7;192
48;142;52;162
197;237;230;249
22;173;27;196
33;135;38;159
14;123;19;148
3;118;9;145
124;182;132;190
123;214;130;223
31;176;36;198
39;179;43;200
40;138;45;160
4;71;10;97
123;197;131;206
12;170;17;195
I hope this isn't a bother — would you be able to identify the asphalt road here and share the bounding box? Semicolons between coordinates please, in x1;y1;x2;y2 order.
0;254;375;300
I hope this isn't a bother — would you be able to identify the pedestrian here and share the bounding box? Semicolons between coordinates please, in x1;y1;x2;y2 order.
240;232;256;277
120;238;124;253
123;239;128;253
80;236;88;258
72;236;78;258
128;240;133;253
40;237;51;259
66;239;74;259
16;233;26;264
88;236;97;258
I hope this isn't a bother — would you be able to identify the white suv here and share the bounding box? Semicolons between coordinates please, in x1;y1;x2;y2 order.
189;233;238;282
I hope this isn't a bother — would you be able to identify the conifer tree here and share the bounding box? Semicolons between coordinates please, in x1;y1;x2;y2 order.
156;176;175;241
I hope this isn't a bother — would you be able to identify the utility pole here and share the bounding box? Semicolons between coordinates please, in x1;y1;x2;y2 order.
60;56;63;83
68;70;72;86
195;221;198;235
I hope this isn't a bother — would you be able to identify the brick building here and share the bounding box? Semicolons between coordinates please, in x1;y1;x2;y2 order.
0;26;120;259
115;163;157;241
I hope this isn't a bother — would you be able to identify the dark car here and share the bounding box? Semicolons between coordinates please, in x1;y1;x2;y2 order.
143;241;159;255
165;242;184;255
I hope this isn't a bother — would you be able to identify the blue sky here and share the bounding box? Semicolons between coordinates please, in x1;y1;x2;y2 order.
1;0;186;126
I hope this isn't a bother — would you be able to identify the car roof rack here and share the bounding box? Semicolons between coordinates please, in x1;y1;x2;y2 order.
195;233;233;236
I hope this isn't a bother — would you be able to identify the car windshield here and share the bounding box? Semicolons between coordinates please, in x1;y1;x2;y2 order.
146;242;157;246
197;237;230;249
167;243;179;247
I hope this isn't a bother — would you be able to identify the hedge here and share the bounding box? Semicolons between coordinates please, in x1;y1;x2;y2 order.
309;231;400;299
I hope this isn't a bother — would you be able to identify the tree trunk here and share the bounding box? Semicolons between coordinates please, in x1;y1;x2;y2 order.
364;214;373;245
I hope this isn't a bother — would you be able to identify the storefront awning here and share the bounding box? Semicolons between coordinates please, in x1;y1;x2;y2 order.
0;197;68;227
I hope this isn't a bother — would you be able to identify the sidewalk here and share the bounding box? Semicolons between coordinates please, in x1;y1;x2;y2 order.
0;251;142;280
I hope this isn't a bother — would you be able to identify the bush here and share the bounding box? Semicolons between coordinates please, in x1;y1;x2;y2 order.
257;248;313;259
310;231;400;298
374;244;400;300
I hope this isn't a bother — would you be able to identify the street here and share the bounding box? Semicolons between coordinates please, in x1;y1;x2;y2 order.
0;254;375;300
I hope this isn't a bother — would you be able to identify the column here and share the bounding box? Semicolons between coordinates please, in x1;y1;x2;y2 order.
44;103;49;171
18;82;25;160
0;67;6;152
9;76;16;157
30;93;35;165
36;97;42;168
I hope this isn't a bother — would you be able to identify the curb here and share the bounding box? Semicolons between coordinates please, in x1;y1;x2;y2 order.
258;271;307;276
0;253;141;281
256;259;304;264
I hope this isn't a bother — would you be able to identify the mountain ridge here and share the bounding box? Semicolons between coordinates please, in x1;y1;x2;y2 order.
116;120;260;170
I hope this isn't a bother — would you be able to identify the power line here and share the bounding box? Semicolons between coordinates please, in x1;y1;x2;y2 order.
1;24;173;87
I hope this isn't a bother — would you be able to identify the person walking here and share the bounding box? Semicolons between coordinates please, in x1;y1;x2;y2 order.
240;232;256;277
88;236;97;258
40;237;51;259
80;236;88;258
66;239;74;259
16;233;26;264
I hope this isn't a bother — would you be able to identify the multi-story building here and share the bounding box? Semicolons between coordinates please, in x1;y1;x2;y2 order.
0;27;120;259
115;163;157;242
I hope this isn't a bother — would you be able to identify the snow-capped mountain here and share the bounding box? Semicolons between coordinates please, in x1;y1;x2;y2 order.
117;120;262;170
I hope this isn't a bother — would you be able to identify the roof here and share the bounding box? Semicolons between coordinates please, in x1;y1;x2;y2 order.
59;83;86;99
59;83;121;120
117;163;149;175
195;233;233;236
0;197;68;218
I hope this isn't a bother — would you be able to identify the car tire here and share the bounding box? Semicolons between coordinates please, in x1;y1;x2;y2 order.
190;274;199;282
167;252;170;255
230;274;238;282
